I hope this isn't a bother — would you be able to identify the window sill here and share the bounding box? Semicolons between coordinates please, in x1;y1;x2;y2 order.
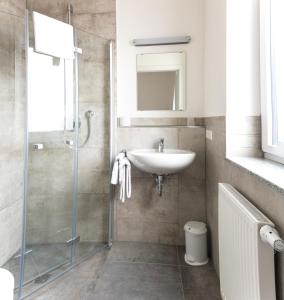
226;156;284;193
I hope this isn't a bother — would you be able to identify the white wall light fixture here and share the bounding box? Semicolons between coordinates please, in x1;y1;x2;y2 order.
132;35;191;47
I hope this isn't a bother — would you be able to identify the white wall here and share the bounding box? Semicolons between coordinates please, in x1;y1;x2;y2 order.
116;0;205;118
203;0;261;118
117;0;261;118
226;0;260;118
204;0;226;117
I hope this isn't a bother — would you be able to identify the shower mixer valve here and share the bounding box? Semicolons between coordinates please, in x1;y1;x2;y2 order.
260;225;284;252
85;110;95;118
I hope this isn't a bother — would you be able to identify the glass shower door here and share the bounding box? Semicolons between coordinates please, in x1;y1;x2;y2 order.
18;8;112;298
74;31;111;261
20;11;78;297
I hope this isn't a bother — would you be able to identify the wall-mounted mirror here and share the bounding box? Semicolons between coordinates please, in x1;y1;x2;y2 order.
136;52;186;111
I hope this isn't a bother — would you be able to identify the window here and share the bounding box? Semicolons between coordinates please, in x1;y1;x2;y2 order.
260;0;284;163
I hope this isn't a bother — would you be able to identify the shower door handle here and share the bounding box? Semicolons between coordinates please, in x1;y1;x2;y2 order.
65;140;74;147
33;144;44;150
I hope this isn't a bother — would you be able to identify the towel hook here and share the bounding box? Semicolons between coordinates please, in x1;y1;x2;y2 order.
121;149;127;157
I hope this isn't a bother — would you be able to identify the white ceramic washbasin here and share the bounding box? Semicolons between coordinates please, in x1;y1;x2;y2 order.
127;149;196;175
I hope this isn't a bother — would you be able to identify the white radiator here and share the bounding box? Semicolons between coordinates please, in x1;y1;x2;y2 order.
218;183;276;300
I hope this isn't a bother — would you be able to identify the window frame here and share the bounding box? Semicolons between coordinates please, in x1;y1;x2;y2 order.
260;0;284;163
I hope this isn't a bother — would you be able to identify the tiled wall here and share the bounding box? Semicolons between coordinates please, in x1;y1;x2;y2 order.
205;116;284;299
114;126;206;245
227;116;262;158
26;0;115;244
0;0;25;265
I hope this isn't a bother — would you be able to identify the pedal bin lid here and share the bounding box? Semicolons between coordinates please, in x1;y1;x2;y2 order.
184;221;207;235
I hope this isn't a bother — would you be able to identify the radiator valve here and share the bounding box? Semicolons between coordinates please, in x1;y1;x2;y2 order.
260;225;284;253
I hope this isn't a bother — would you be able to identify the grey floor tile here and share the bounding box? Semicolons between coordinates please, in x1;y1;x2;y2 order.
184;288;221;300
21;242;221;300
75;242;106;260
69;249;108;278
181;263;221;300
107;241;178;265
28;274;97;300
12;242;106;299
28;251;108;300
177;245;188;266
93;261;183;300
29;244;70;277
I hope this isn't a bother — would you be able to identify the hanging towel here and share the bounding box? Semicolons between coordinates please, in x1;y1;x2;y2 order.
33;12;75;59
111;153;126;184
119;157;131;203
111;152;131;202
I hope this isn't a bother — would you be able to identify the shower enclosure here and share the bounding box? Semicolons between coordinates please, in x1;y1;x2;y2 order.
1;5;114;299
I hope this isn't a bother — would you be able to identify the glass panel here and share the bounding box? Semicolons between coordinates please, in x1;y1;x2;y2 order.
75;31;110;260
21;12;76;296
28;51;74;132
0;9;25;293
271;0;284;144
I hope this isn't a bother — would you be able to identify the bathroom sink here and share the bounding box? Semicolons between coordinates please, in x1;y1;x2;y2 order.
127;149;196;175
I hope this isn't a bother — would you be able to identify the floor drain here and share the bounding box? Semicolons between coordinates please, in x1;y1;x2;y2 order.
34;273;51;284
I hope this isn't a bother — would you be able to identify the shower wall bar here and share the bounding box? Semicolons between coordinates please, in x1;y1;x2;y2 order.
18;10;30;300
108;40;116;248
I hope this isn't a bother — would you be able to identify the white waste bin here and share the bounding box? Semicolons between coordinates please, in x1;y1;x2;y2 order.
0;268;14;300
184;221;208;266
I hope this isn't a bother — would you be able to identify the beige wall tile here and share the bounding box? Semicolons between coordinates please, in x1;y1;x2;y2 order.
78;170;109;194
0;200;22;265
0;9;24;264
28;169;73;195
77;193;108;241
116;127;179;151
117;216;178;245
72;12;116;40
78;148;109;170
0;0;25;17
70;0;115;14
116;177;178;224
26;0;68;18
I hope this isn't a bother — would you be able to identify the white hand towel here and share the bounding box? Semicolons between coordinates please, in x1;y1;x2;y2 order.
111;153;125;185
119;157;132;202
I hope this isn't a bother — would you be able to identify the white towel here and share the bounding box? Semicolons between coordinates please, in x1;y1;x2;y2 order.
119;157;131;202
33;12;75;59
111;153;125;184
111;152;131;202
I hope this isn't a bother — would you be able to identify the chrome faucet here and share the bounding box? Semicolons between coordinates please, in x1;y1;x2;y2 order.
158;138;164;153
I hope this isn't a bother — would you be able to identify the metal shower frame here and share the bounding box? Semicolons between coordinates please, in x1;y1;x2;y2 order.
18;6;115;299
